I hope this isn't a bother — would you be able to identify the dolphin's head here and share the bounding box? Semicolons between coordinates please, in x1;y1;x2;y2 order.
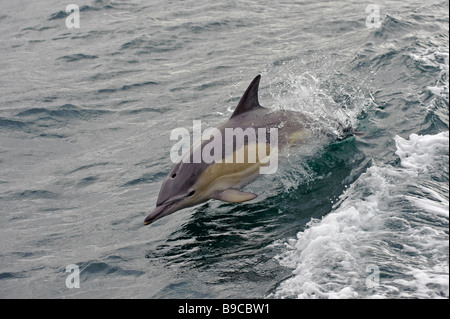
144;161;207;225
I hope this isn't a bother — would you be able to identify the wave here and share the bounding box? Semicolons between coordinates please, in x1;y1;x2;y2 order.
48;1;115;21
271;131;449;299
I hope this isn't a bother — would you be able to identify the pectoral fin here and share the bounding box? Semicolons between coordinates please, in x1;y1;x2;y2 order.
214;189;258;203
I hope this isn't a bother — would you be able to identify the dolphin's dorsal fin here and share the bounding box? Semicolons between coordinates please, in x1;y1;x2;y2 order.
231;75;263;118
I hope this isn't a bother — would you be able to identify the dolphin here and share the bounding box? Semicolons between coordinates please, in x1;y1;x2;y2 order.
144;75;350;225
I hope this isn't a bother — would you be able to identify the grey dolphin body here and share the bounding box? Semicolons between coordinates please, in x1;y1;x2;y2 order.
144;75;350;225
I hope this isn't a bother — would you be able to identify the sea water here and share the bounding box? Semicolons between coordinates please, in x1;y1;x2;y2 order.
0;0;448;298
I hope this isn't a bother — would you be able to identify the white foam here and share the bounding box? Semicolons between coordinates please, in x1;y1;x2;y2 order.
272;131;449;299
394;131;449;174
427;85;445;97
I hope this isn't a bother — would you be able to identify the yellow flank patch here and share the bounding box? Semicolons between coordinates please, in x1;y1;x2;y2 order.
193;143;273;199
288;129;310;144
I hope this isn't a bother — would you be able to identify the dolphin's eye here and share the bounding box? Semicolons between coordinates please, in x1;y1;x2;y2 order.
187;190;195;197
171;173;177;178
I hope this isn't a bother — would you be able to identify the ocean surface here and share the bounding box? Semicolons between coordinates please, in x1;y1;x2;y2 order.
0;0;448;299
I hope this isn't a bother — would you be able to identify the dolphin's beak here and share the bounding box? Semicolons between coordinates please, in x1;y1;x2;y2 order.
143;202;178;226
